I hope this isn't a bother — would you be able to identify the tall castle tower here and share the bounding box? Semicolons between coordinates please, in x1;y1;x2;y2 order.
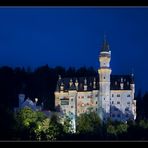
98;37;112;121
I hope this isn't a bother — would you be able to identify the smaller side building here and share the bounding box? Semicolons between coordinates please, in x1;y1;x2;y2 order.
14;94;43;112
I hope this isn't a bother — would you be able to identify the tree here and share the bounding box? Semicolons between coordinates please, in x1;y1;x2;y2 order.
34;114;64;141
76;112;101;135
107;124;117;136
62;115;73;134
15;107;46;140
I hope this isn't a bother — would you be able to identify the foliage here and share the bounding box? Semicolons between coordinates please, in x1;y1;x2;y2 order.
15;107;38;129
76;112;101;134
139;119;148;129
62;115;74;134
33;114;64;141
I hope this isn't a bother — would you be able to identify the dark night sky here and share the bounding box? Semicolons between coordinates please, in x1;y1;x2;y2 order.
0;7;147;93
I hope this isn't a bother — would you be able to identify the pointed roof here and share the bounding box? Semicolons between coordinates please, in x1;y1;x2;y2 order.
101;35;110;52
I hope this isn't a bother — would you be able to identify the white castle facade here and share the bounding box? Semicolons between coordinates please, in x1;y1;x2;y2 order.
55;39;136;132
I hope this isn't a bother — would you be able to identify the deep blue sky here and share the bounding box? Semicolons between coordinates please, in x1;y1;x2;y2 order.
0;7;148;93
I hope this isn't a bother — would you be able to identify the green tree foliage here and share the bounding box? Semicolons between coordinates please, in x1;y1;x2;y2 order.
62;115;73;134
15;107;46;140
139;119;148;129
16;107;38;129
107;125;117;136
76;112;101;134
106;120;128;140
34;114;64;141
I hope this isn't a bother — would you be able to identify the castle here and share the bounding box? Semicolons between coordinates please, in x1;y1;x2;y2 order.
55;38;136;132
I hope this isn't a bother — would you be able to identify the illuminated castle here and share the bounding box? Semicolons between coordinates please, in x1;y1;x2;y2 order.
55;38;136;132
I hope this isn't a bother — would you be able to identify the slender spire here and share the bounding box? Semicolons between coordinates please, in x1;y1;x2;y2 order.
101;34;110;52
131;68;134;84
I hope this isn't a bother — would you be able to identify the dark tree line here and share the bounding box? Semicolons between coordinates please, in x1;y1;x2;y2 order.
0;64;148;140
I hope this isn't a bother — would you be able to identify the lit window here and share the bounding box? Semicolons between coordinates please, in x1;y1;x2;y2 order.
117;94;120;97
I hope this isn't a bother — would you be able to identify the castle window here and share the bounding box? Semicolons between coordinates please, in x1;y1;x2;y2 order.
125;107;129;111
71;98;73;102
114;108;118;111
112;101;114;104
115;81;117;85
96;108;97;111
127;94;130;97
104;77;105;79
82;103;84;107
127;102;130;105
104;98;105;100
71;106;73;108
81;96;84;99
61;99;69;105
112;94;114;97
112;114;115;117
95;94;98;97
96;101;97;104
117;94;120;97
117;101;120;104
117;114;121;118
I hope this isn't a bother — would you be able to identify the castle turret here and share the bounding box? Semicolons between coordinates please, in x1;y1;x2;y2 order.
84;78;87;91
18;94;25;108
98;37;112;121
